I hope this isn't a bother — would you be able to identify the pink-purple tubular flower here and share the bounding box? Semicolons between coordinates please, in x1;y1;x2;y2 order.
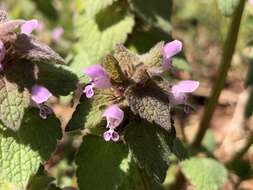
21;19;39;35
0;41;6;72
169;80;199;106
36;21;44;32
103;105;124;142
163;40;182;69
31;85;53;119
32;85;52;104
52;27;64;41
83;64;111;98
103;129;120;142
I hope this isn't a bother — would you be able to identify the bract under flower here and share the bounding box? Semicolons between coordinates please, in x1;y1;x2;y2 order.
31;85;52;104
21;19;39;35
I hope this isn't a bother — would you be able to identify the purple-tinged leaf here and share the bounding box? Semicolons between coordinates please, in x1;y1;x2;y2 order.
0;20;25;36
125;81;173;133
14;34;64;64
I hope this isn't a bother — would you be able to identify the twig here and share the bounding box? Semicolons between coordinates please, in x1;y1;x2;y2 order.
192;0;246;147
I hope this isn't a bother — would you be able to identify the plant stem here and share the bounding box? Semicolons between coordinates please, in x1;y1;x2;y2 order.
192;0;246;147
227;131;253;167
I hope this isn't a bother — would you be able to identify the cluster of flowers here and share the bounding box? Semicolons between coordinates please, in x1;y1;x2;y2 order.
0;19;55;119
83;40;199;142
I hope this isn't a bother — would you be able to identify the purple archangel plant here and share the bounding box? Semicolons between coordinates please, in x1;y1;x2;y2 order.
79;39;199;143
0;10;64;130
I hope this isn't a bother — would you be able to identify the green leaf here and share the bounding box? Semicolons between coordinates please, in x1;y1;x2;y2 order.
119;160;164;190
125;122;175;183
102;54;127;84
140;41;164;67
113;44;140;79
0;177;19;190
0;76;29;131
71;3;135;70
0;61;36;131
76;135;130;190
172;57;191;71
66;89;116;131
172;137;188;160
27;175;54;190
36;63;83;96
84;0;118;17
125;81;174;132
47;184;62;190
126;24;172;53
129;0;172;33
217;0;240;17
202;129;217;152
32;0;58;20
181;157;228;190
0;109;62;189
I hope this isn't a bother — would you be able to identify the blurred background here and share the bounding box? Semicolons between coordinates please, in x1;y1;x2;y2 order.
1;0;253;189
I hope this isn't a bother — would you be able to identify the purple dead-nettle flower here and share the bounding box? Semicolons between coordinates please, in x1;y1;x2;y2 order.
31;85;53;119
38;104;53;119
21;19;39;35
32;85;52;104
36;21;44;32
83;64;111;98
103;129;120;142
169;80;199;106
52;27;64;41
163;40;183;70
103;105;124;142
0;40;6;72
103;105;124;129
